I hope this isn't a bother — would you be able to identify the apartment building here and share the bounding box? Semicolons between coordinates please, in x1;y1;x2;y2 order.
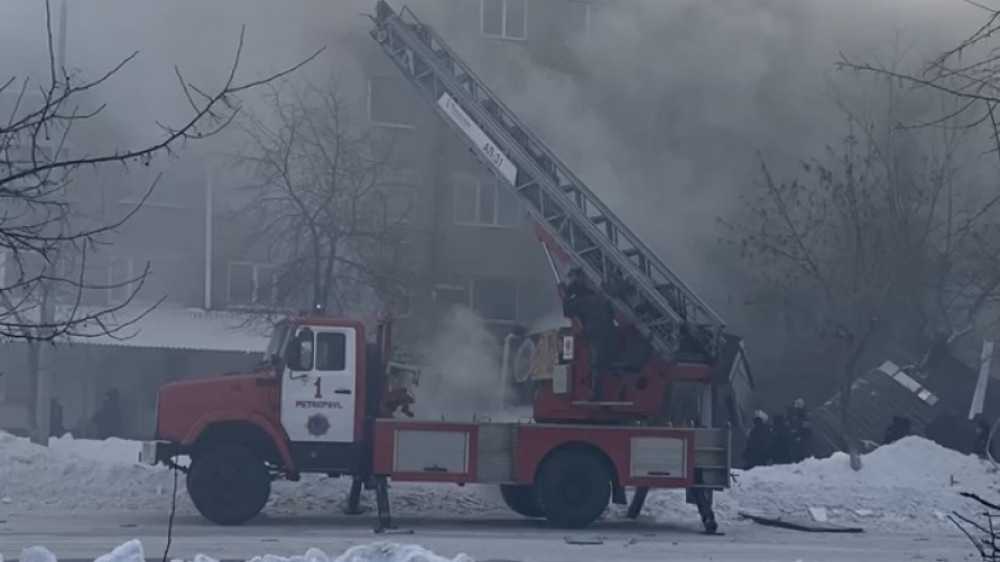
349;0;601;340
0;0;603;435
165;0;604;338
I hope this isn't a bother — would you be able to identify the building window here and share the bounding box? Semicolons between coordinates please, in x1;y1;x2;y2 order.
227;261;276;309
481;0;527;41
453;175;521;227
564;1;591;36
368;76;417;129
471;275;518;322
107;256;134;305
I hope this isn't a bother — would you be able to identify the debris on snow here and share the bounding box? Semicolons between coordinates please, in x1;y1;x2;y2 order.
645;436;999;530
564;535;604;545
808;507;828;522
738;511;864;533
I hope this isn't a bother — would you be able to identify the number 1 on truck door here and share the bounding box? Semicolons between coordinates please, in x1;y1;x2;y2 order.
281;327;358;443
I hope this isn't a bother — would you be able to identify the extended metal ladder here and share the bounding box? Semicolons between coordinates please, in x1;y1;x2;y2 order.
369;1;725;362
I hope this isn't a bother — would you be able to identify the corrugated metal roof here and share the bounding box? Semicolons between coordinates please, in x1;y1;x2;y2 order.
56;305;272;353
812;361;945;456
812;344;1000;458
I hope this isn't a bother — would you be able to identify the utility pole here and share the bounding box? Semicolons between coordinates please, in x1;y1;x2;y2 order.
32;0;69;445
204;160;214;310
32;284;54;444
57;0;67;72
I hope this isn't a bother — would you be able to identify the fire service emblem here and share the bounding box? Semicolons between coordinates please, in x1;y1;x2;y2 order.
306;413;330;437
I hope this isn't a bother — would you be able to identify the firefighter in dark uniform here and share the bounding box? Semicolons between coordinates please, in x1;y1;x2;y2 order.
561;267;615;402
743;410;771;469
786;398;812;462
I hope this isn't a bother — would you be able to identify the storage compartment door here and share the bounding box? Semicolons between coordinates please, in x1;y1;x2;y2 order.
629;436;687;479
393;429;470;474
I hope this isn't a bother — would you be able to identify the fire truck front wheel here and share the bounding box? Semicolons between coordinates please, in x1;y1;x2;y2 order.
499;484;544;518
534;448;611;528
187;445;271;526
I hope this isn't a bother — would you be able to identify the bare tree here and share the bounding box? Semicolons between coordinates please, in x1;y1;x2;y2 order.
0;0;321;442
231;76;416;319
839;4;1000;161
722;76;999;467
837;6;1000;355
951;492;1000;561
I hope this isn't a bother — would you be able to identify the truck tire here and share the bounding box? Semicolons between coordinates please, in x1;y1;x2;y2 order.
534;449;611;528
187;445;271;526
499;484;544;518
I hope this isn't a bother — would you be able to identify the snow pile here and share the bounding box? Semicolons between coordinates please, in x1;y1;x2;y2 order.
0;432;171;511
2;431;997;530
47;434;141;464
10;540;471;562
0;432;506;516
642;436;1000;529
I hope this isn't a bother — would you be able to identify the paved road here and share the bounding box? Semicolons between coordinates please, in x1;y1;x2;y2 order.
0;511;975;562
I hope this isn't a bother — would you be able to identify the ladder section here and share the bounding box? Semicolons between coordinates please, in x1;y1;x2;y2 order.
369;1;724;361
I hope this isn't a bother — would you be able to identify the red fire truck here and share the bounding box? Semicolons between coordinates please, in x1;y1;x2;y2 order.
138;1;739;533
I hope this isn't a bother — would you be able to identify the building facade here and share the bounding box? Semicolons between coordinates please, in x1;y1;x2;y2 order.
349;0;604;340
0;0;607;437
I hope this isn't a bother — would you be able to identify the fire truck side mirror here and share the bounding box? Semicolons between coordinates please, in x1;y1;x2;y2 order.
286;327;315;371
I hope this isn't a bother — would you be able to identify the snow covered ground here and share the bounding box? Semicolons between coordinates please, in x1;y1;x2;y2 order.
0;432;997;531
1;511;974;562
16;540;472;562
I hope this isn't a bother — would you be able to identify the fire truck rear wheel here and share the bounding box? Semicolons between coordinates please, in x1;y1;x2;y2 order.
535;449;611;528
187;445;271;526
499;484;544;518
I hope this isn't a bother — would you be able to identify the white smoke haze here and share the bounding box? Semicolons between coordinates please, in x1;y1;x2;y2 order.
1;0;993;388
0;0;985;265
421;0;989;311
411;306;506;420
410;307;533;422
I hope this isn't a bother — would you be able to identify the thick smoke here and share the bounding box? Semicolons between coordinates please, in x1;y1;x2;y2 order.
410;0;987;313
1;0;990;343
0;0;984;264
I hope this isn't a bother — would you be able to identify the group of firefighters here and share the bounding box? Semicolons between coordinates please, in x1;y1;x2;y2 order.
47;388;122;439
742;399;813;469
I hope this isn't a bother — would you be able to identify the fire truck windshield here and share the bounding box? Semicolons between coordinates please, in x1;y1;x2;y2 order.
264;321;291;364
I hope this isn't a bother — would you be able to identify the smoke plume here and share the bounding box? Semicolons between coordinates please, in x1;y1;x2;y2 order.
412;306;532;421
